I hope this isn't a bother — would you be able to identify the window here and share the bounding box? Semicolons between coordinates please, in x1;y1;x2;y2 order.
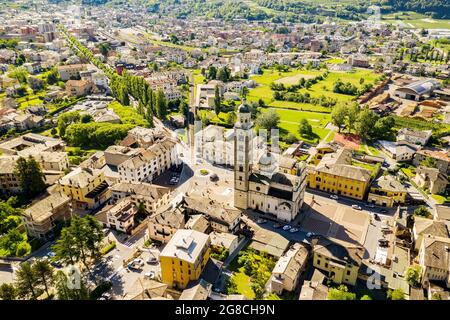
346;270;351;276
317;259;321;266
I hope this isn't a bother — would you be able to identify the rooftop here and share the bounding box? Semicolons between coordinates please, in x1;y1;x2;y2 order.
160;229;210;264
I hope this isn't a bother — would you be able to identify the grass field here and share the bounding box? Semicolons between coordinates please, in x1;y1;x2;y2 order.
261;108;332;144
248;67;380;113
382;12;450;29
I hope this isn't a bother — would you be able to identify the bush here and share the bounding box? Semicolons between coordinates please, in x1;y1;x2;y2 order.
100;241;116;256
414;206;431;218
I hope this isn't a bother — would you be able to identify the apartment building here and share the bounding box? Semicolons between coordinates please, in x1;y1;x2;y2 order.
148;207;186;243
312;237;364;286
307;149;372;200
160;229;211;289
419;235;450;289
0;157;21;194
368;175;407;207
59;167;110;210
110;182;171;215
57;64;87;81
21;191;71;239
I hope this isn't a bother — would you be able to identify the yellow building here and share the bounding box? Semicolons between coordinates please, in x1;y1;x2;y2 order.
59;167;110;210
307;149;372;200
309;142;337;165
312;237;364;286
368;175;407;207
159;229;211;289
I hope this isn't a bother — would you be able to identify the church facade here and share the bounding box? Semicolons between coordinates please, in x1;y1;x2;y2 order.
233;100;307;222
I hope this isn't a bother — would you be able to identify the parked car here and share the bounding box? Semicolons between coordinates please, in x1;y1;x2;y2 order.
209;173;219;182
144;271;155;280
289;228;299;233
306;232;315;238
146;256;157;264
272;223;282;229
134;258;144;266
330;195;339;200
366;204;375;208
378;239;389;247
282;225;292;231
257;218;267;224
352;205;362;210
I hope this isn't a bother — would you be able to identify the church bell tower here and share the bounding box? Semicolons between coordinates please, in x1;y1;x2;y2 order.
234;99;253;209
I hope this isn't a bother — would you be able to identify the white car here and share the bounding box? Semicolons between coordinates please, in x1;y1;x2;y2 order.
133;258;144;267
146;256;157;264
289;228;299;233
352;205;362;210
144;271;155;279
306;232;315;238
282;225;292;231
257;218;267;224
330;195;339;200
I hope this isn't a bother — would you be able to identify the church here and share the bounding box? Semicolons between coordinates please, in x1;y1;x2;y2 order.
233;100;307;222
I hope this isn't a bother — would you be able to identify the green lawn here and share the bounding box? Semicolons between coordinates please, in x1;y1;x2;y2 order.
248;67;380;113
325;57;347;64
382;11;450;29
261;108;331;144
108;101;149;126
230;266;255;299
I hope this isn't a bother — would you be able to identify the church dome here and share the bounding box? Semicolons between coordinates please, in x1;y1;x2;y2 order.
238;99;250;113
258;152;277;176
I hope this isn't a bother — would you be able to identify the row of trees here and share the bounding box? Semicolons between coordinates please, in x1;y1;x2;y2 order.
203;65;233;83
331;104;395;141
273;90;337;108
333;78;372;96
60;25;167;125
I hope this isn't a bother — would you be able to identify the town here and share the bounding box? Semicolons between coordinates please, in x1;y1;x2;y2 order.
0;0;449;303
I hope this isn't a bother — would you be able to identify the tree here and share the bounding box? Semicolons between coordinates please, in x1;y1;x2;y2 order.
80;114;93;123
207;66;217;80
331;104;347;132
15;262;39;300
8;67;28;84
387;288;405;300
255;109;280;131
14;156;46;197
346;103;359;133
327;285;356;300
179;100;190;118
155;89;168;119
298;118;313;137
54;270;90;300
46;68;60;85
225;112;236;126
0;283;17;300
0;197;21;235
373;116;395;140
52;216;104;273
32;259;55;297
214;85;221;115
360;295;372;300
28;76;45;92
405;265;422;287
421;156;437;169
57;111;81;137
355;107;379;140
284;133;298;144
241;86;249;99
414;206;431;218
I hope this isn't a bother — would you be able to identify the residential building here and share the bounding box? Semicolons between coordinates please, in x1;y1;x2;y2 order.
413;149;450;174
159;229;211;289
110;182;171;215
413;166;448;195
268;243;309;294
148;207;186;243
311;237;364;286
21;191;71;239
368;175;407;207
183;195;241;234
413;217;449;251
209;232;239;253
0;157;21;194
299;270;329;300
397;128;432;146
65;79;93;97
57;64;86;81
418;235;450;289
307;149;372;200
59;167;110;210
104;197;137;234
